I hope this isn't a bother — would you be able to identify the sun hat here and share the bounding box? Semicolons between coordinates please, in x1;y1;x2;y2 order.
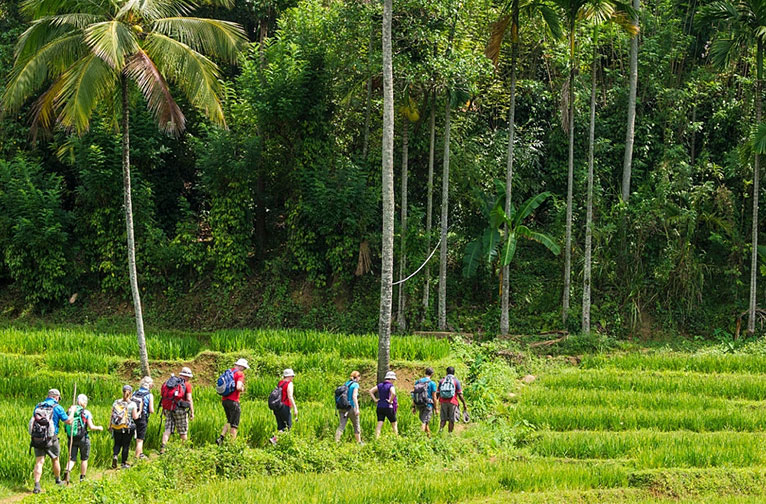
384;371;397;381
235;358;250;369
283;368;295;378
180;367;193;378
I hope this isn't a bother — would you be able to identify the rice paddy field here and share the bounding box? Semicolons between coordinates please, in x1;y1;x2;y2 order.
3;326;766;503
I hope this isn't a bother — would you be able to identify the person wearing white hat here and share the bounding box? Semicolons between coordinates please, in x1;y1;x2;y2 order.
160;367;194;453
269;369;297;444
369;371;398;438
216;358;250;445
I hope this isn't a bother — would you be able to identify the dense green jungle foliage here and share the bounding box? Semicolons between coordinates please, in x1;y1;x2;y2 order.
0;0;759;337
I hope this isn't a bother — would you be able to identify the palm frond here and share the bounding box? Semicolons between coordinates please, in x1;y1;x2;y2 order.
513;191;552;226
537;5;564;39
516;225;561;255
125;49;186;135
84;20;139;69
21;0;107;18
709;36;739;68
55;53;119;133
485;14;511;67
152;17;248;64
144;32;226;127
3;32;84;113
752;121;766;155
500;232;517;267
30;75;66;135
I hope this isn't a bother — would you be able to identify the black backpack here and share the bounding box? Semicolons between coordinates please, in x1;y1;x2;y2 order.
29;402;55;449
412;379;430;406
267;384;283;411
334;381;352;410
132;388;151;421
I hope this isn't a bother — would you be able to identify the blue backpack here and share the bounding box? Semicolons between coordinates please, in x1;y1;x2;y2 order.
216;369;236;396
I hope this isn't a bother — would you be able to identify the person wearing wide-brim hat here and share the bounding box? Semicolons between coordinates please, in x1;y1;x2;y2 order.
369;371;399;438
216;358;250;445
270;369;298;445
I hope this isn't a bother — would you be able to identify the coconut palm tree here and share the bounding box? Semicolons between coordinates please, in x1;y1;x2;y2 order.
3;0;247;376
378;0;395;382
486;0;561;336
697;0;766;335
581;4;638;334
621;0;640;203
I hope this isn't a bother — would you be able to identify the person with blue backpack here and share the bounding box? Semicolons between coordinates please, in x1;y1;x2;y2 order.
216;358;250;445
411;367;438;435
334;371;362;444
132;376;154;460
438;366;468;433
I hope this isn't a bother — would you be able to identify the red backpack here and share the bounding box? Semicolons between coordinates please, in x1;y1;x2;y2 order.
160;376;186;411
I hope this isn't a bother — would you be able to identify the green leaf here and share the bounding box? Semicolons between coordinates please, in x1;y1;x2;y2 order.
752;122;766;155
518;225;561;255
500;232;517;267
514;191;551;226
462;239;482;278
483;228;501;264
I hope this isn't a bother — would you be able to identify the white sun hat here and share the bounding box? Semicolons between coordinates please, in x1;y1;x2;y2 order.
179;367;193;378
283;368;295;377
235;358;250;369
384;371;397;381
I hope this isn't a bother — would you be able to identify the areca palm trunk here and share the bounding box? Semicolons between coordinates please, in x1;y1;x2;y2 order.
748;41;763;335
500;2;520;336
583;27;598;335
438;97;451;331
363;25;374;160
397;123;409;331
122;77;150;377
423;95;436;318
563;28;576;326
621;0;639;203
378;0;395;382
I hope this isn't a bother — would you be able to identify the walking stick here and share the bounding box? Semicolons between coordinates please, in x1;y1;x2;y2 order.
66;383;76;485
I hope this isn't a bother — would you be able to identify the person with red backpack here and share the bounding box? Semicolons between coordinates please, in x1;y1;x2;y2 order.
268;369;297;445
63;394;103;483
160;367;194;453
216;358;250;445
30;388;74;494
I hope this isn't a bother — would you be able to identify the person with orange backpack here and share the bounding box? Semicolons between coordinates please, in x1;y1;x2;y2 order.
160;367;194;453
110;385;139;469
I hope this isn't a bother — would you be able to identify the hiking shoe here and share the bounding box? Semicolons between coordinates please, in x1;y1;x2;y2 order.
138;453;149;460
62;471;69;482
55;479;64;486
216;435;224;446
33;483;41;494
159;444;166;455
269;436;278;446
111;457;118;469
121;463;131;469
80;475;85;482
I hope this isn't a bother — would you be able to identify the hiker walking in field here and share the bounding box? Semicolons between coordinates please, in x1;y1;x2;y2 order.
132;376;154;460
369;371;398;438
30;388;74;494
334;370;362;444
269;369;297;444
64;394;103;482
411;367;438;435
438;366;467;433
216;358;250;445
160;367;194;453
110;385;140;469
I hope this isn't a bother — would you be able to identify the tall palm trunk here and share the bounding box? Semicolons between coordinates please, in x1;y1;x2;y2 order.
500;2;520;336
621;0;639;203
121;77;149;377
748;41;763;335
583;27;598;334
562;28;576;325
438;97;451;331
377;0;394;382
423;95;436;319
396;123;409;331
362;25;374;160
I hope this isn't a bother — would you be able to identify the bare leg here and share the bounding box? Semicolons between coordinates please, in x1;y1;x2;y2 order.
52;457;61;479
375;421;384;438
230;428;238;440
80;460;88;477
354;432;362;443
33;456;45;484
135;439;144;458
391;422;398;436
221;423;230;437
448;421;455;433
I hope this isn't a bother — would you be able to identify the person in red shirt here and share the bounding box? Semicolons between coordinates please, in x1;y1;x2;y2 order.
438;366;468;433
216;358;250;444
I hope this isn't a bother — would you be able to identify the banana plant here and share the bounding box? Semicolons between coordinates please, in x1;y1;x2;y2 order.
463;188;560;278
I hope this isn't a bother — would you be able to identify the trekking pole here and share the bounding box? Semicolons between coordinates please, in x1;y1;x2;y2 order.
66;383;76;485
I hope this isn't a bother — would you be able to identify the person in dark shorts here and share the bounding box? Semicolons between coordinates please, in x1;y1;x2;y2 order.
269;369;297;444
438;366;468;433
369;371;398;438
412;367;438;435
216;358;250;445
31;388;73;494
64;394;104;482
132;376;154;460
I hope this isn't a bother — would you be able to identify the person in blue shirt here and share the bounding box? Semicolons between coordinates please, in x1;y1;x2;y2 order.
334;371;362;444
31;388;73;494
411;368;438;435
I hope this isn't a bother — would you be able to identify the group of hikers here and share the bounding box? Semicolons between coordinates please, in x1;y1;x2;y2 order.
28;359;467;494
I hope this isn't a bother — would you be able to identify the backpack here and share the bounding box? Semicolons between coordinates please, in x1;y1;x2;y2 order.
29;402;56;449
267;383;284;411
131;388;151;421
334;381;352;410
110;400;132;430
216;369;236;396
412;379;430;406
160;375;187;411
64;406;87;441
439;375;456;399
